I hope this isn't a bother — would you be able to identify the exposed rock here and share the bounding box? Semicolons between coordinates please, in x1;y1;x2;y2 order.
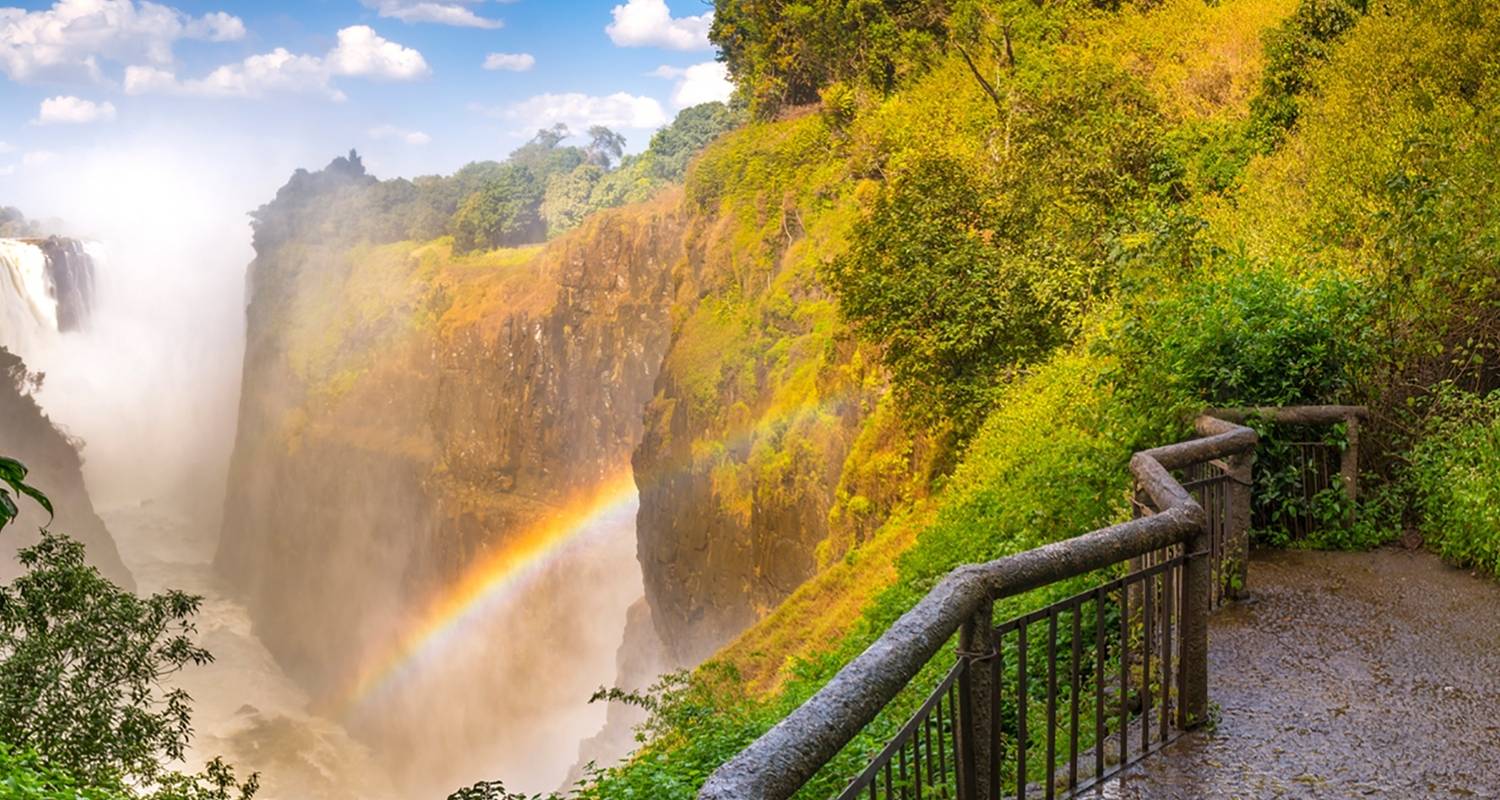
0;346;133;589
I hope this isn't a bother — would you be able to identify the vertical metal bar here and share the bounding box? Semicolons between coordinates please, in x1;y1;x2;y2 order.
1069;601;1081;792
900;742;910;800
947;683;958;789
1142;572;1154;752
1118;583;1129;768
886;760;894;800
1094;587;1105;782
1160;561;1173;739
989;628;1001;800
918;702;930;786
913;733;923;800
1017;622;1028;800
1045;611;1058;800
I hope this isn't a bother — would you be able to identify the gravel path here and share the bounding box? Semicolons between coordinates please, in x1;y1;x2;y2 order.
1105;548;1500;799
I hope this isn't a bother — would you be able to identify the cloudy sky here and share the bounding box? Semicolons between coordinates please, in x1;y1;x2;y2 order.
0;0;731;222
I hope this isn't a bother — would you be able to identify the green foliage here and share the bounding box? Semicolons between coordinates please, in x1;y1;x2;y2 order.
1113;261;1374;411
0;533;212;787
710;0;950;115
1246;0;1367;149
0;745;257;800
0;743;118;800
451;165;547;254
1407;386;1500;578
0;457;51;532
0;456;255;800
824;154;1059;432
541;164;607;237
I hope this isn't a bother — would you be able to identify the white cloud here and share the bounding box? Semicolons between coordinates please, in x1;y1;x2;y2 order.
183;10;245;41
125;25;428;101
483;52;534;71
503;91;668;131
0;141;13;154
651;61;731;107
326;25;430;80
0;0;245;83
35;95;117;124
606;0;712;51
362;0;503;29
23;151;58;168
369;123;431;145
0;165;14;176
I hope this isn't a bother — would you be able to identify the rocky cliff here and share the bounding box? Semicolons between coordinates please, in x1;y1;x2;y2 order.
0;346;133;589
217;160;685;787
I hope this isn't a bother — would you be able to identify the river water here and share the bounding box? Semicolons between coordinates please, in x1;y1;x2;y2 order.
102;502;400;800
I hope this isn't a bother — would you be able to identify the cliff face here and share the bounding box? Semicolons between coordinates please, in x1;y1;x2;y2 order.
0;346;133;589
217;180;685;788
629;118;937;665
221;139;938;780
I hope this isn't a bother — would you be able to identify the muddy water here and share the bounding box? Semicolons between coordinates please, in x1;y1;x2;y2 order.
1108;548;1500;798
102;504;398;800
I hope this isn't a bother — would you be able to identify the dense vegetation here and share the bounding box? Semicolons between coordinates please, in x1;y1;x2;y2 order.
250;102;735;256
14;0;1500;796
0;463;257;799
550;0;1500;796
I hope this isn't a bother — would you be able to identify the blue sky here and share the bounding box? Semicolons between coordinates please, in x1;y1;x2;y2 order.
0;0;729;222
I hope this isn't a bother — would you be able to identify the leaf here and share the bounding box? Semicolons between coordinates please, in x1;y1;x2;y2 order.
0;457;26;484
16;483;53;524
0;489;16;529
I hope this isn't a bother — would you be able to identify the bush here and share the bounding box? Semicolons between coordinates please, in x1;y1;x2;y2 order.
1408;387;1500;578
1114;261;1374;411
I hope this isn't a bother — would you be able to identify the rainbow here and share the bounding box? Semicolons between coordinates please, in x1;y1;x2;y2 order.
340;470;640;710
340;388;859;712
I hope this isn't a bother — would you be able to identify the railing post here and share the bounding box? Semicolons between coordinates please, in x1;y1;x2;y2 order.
956;599;996;800
1178;519;1211;730
1224;448;1254;599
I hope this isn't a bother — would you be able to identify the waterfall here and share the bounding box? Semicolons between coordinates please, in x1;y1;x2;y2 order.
0;236;99;359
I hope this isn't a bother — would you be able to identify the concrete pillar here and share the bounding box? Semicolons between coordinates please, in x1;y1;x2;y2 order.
1177;521;1211;730
1224;449;1254;600
956;599;996;800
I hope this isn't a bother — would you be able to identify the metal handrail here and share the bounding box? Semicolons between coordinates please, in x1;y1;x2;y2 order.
698;411;1268;800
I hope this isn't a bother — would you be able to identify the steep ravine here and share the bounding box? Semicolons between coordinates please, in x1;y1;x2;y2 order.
219;145;933;786
218;170;686;789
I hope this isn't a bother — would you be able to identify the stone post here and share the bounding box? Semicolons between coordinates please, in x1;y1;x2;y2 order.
1224;449;1254;600
956;599;996;800
1177;519;1211;730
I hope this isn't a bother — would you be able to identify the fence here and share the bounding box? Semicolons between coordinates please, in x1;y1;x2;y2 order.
698;407;1361;800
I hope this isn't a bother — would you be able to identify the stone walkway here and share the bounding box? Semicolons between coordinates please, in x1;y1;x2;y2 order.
1105;548;1500;799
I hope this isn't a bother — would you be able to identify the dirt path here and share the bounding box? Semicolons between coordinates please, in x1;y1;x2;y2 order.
1106;548;1500;799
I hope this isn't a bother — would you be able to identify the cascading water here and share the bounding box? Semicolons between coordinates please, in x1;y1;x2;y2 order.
0;236;94;360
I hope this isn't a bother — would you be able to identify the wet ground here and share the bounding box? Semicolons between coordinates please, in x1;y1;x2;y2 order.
1106;548;1500;799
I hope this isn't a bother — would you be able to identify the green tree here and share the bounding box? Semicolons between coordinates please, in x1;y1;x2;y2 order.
641;103;736;182
585;126;627;168
824;155;1057;433
710;0;949;115
450;165;546;253
0;465;256;800
0;533;212;787
541;164;606;237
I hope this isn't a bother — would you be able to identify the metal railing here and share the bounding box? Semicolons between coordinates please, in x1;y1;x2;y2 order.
698;407;1362;800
